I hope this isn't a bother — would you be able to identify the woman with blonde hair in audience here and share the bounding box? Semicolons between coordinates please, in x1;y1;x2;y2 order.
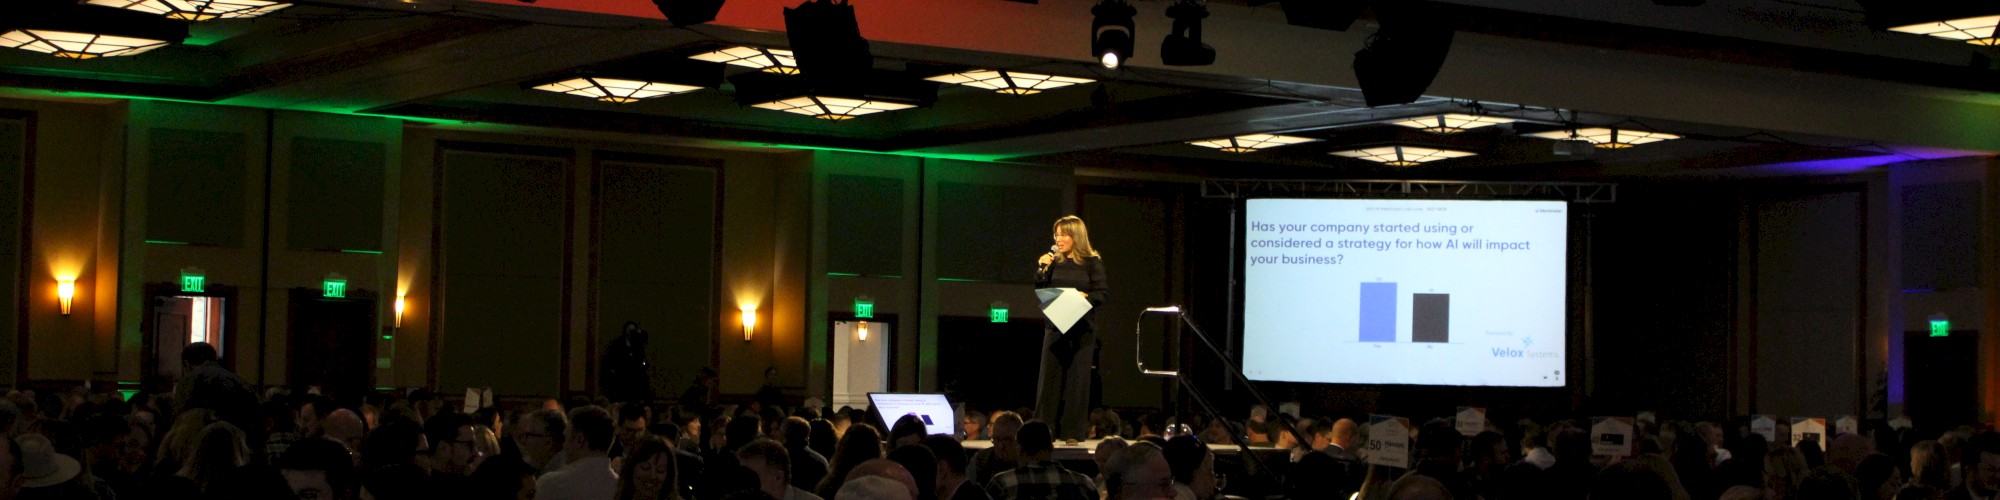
1911;440;1952;491
152;408;215;474
616;436;680;500
814;423;884;499
178;421;250;494
1765;446;1811;500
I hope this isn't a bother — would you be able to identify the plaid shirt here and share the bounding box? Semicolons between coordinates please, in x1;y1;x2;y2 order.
984;460;1098;500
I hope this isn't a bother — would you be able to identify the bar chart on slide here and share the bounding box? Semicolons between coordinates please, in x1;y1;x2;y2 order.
1357;282;1453;343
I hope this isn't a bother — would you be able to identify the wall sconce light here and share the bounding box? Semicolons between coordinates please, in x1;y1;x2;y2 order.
394;295;406;329
740;307;757;341
857;321;870;341
57;279;75;315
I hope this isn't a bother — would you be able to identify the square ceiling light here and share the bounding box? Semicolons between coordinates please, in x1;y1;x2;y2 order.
0;30;171;58
1391;113;1516;134
531;76;703;103
689;46;801;74
1186;134;1320;153
925;70;1094;95
1;2;188;59
1525;127;1680;149
1887;15;2000;44
1331;145;1476;166
85;0;292;21
750;96;916;120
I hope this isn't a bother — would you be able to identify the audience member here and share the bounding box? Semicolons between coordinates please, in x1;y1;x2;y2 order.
178;421;251;495
360;419;430;500
469;454;539;500
518;408;568;474
428;412;479;478
616;436;679;500
920;435;990;500
1541;426;1597;500
986;421;1096;500
1466;430;1511;500
617;402;651;459
538;406;618;500
962;411;988;442
1797;464;1859;500
278;438;359;500
15;433;93;500
847;459;921;499
1853;453;1901;500
1163;436;1217;500
968;411;1023;486
890;414;928;449
839;475;913;500
783;416;830;492
171;342;261;439
1948;432;2000;500
324;409;366;456
1094;437;1129;495
813;423;882;500
886;444;939;500
1766;446;1811;500
1586;454;1689;500
809;419;838;461
1386;473;1451;500
1914;440;1952;491
739;438;818;500
1412;418;1473;500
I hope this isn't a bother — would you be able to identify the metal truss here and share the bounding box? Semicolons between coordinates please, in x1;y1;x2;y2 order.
1200;178;1617;203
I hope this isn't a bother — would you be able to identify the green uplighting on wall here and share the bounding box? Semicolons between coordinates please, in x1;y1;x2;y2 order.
341;249;384;255
145;240;189;245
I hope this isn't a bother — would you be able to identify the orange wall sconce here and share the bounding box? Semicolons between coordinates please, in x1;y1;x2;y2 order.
57;279;75;315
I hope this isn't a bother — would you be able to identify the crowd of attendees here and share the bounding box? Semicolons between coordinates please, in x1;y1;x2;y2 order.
0;341;1995;500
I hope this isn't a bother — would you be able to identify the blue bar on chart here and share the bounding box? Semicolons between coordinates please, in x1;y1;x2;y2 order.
1413;293;1450;343
1359;282;1396;342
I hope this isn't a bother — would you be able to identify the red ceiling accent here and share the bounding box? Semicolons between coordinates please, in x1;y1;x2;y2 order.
473;0;1079;55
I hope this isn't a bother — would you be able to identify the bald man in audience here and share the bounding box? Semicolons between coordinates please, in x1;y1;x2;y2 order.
322;409;365;457
846;459;921;499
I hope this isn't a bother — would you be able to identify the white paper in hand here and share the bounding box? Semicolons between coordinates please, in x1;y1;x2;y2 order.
1036;287;1094;333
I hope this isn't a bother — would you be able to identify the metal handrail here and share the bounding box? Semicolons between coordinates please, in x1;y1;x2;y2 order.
1133;306;1312;485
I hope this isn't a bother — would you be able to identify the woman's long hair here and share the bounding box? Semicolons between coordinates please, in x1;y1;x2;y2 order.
615;436;679;500
1054;216;1101;263
177;421;249;492
815;423;884;499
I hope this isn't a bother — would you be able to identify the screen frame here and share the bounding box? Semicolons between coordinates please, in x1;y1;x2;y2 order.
1229;195;1590;393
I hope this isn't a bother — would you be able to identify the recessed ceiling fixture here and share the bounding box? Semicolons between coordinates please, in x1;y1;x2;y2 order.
2;3;188;59
531;76;703;103
924;70;1094;95
689;46;800;74
1886;15;2000;44
752;96;915;120
85;0;292;21
1187;134;1320;153
1525;127;1680;149
1091;0;1137;69
1391;113;1516;134
1331;145;1475;166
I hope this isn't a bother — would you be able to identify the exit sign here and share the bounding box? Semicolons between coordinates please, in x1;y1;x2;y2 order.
854;297;874;319
1930;319;1950;337
180;274;204;293
990;301;1009;323
323;273;347;298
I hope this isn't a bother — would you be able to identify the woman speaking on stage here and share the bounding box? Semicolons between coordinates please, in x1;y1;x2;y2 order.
1034;215;1109;442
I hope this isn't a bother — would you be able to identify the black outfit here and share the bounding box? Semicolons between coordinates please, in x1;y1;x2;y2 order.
601;336;653;402
787;444;830;492
1034;255;1108;441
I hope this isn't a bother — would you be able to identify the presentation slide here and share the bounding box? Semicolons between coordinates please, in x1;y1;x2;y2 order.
1241;199;1568;387
868;393;957;436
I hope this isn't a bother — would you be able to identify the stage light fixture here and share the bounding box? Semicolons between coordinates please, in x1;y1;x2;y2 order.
924;70;1093;95
1353;4;1455;107
652;0;726;27
1091;0;1137;69
531;76;703;103
1;2;187;59
1391;113;1515;134
785;0;874;87
1186;134;1320;153
1525;127;1679;149
1331;145;1475;166
85;0;291;21
1161;0;1214;66
1887;15;2000;44
688;46;800;74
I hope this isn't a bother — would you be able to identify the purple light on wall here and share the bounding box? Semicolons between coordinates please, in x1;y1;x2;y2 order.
1755;155;1907;175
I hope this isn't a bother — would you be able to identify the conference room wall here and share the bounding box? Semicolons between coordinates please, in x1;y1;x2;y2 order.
0;97;123;387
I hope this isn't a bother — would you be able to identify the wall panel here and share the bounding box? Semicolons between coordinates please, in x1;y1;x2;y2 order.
595;159;717;399
439;150;566;397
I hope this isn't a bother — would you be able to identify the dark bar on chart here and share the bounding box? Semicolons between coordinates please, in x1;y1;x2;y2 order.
1359;282;1396;342
1413;293;1449;343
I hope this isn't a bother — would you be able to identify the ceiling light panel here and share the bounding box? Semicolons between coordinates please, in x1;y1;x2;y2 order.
1525;127;1680;149
750;96;916;120
689;46;801;74
1888;15;2000;44
85;0;292;21
925;70;1094;95
0;29;172;59
1186;134;1320;153
1330;145;1476;166
1391;113;1516;134
531;77;703;103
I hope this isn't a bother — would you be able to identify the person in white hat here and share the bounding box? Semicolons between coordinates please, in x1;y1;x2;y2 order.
14;433;84;497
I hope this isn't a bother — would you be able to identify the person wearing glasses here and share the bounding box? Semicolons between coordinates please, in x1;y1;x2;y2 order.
1034;216;1110;443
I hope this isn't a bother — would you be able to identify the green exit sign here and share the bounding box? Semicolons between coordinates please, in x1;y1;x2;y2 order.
854;298;874;319
180;274;204;293
1931;319;1950;337
323;280;347;298
990;307;1008;323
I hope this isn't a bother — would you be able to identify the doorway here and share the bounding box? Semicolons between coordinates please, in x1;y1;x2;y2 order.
288;288;378;407
143;284;237;391
832;317;894;409
1903;330;1977;431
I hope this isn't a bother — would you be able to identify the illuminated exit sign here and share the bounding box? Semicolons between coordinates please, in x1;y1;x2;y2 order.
180;267;205;293
1931;319;1949;337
